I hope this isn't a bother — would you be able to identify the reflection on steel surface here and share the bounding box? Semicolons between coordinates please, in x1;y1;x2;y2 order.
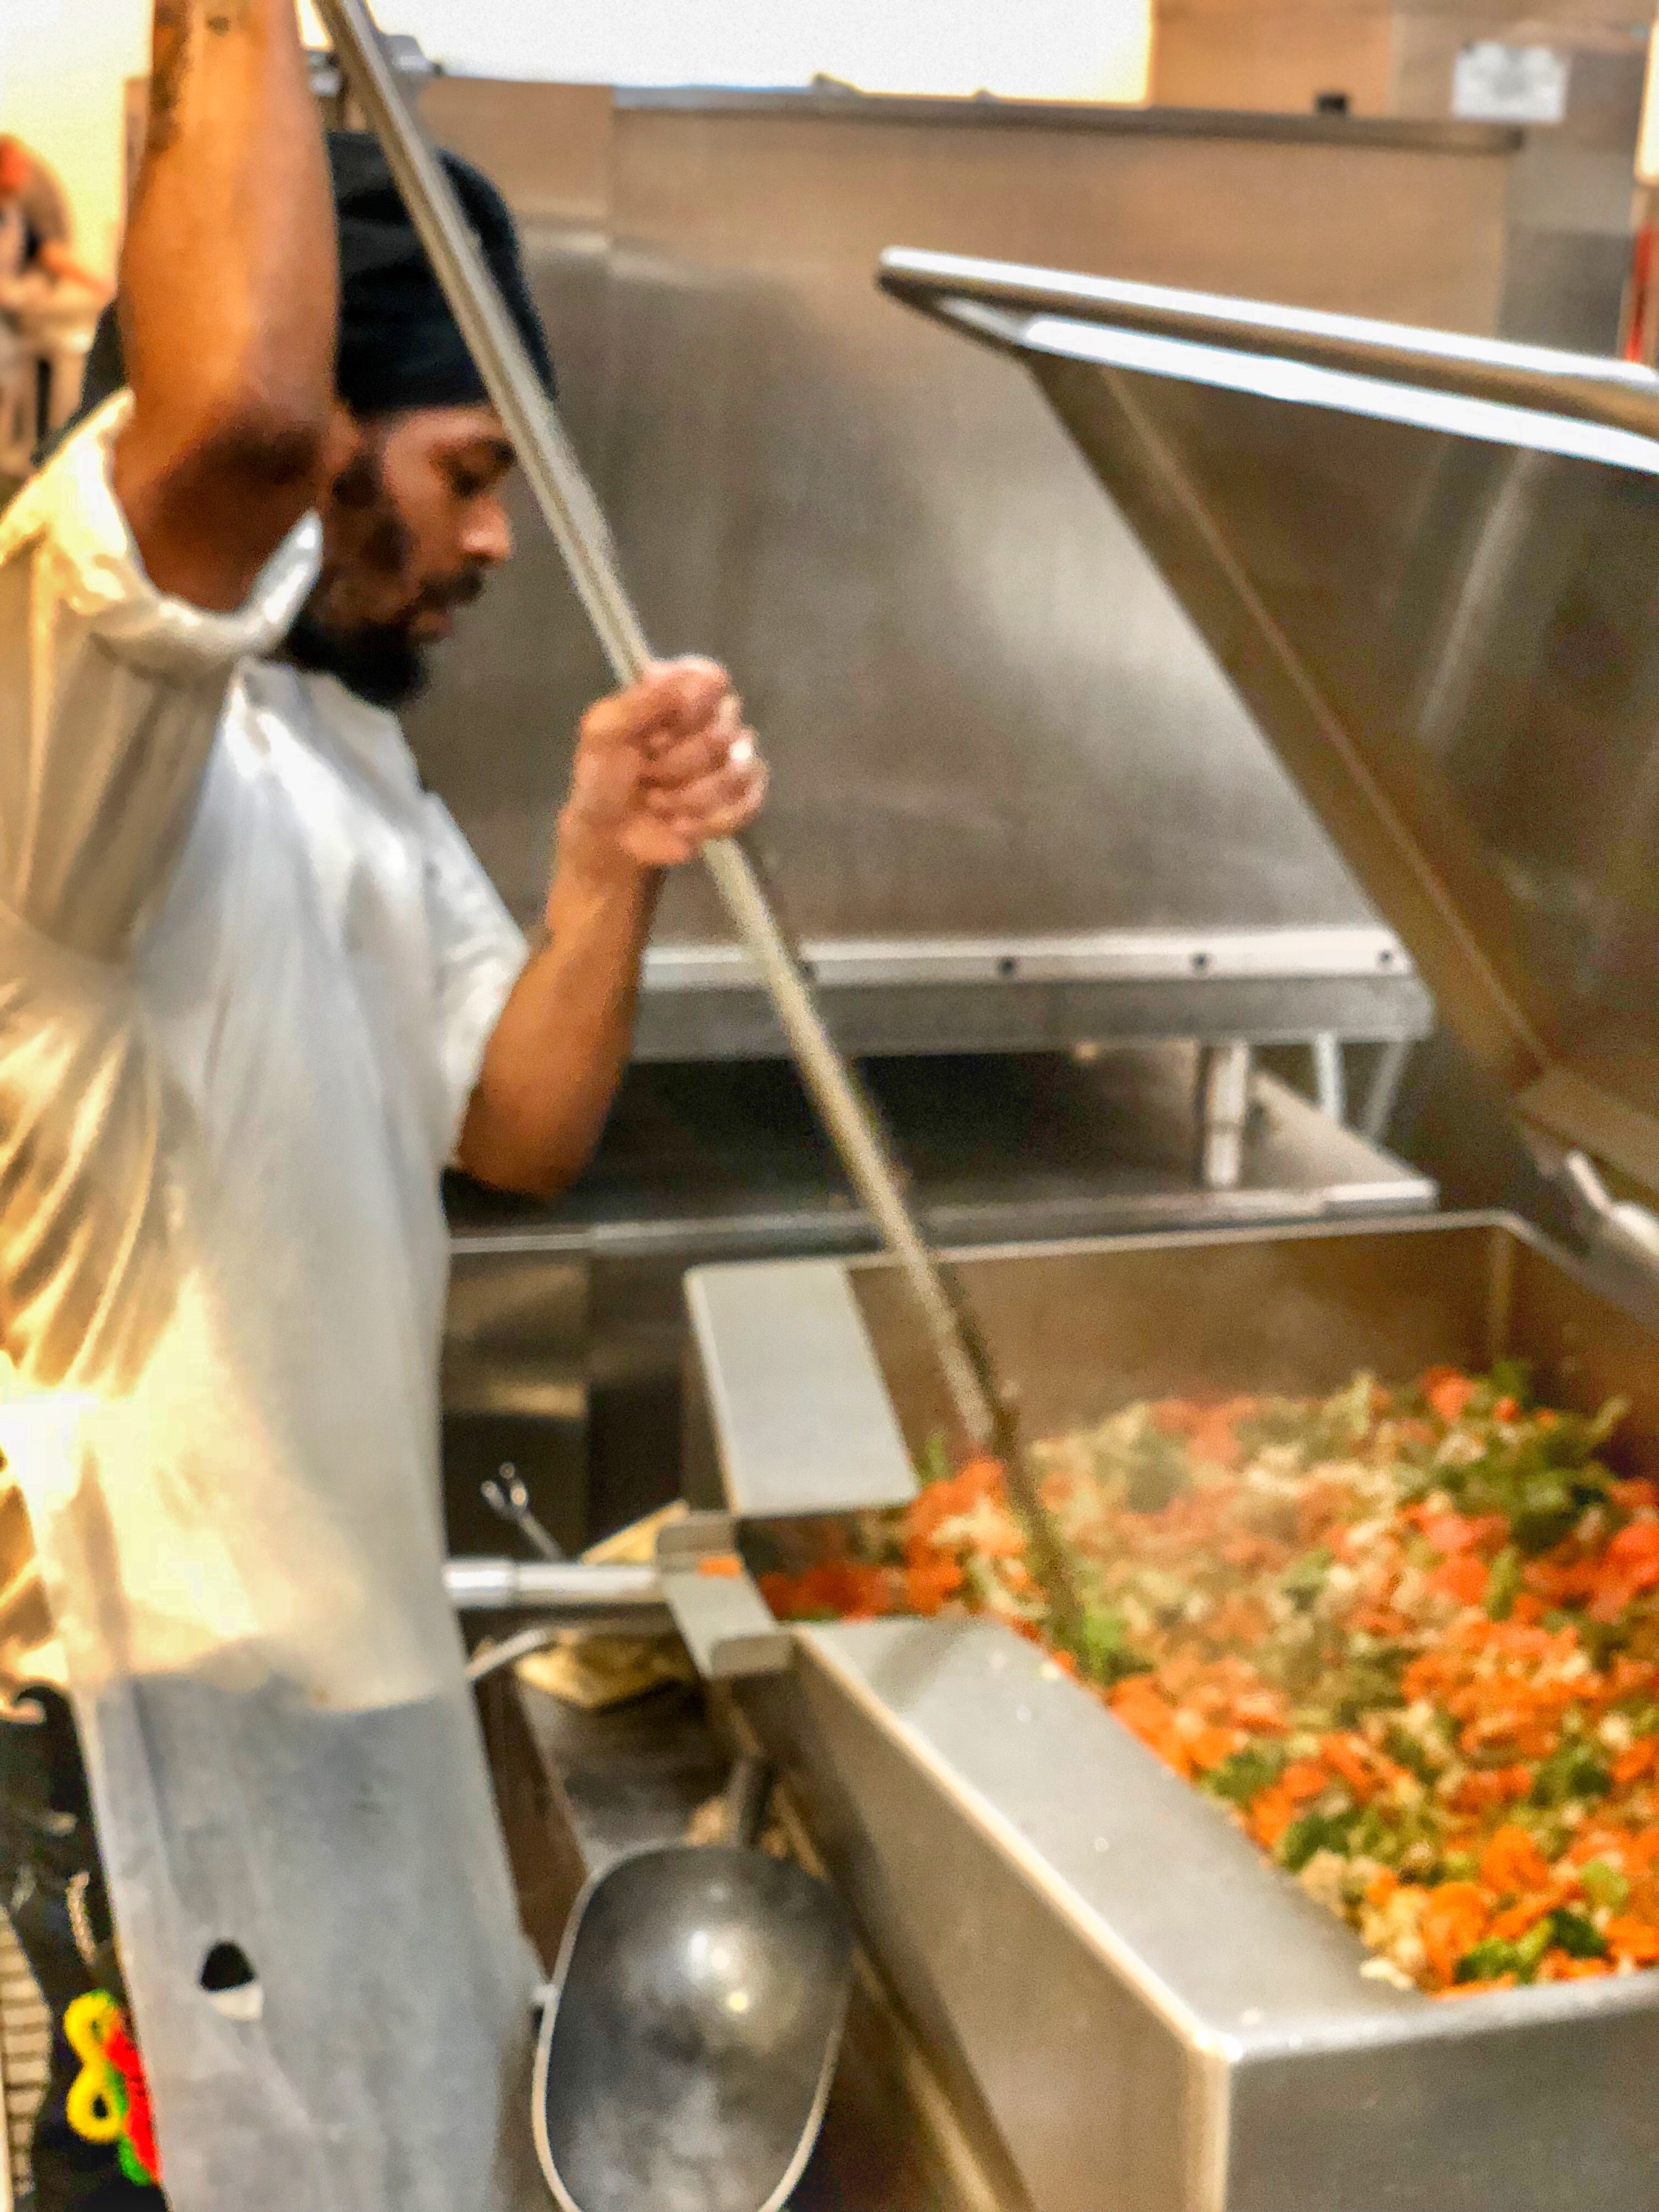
881;247;1659;1195
399;87;1485;1056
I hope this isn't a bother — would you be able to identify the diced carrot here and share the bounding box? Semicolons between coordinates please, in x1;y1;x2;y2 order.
1429;1553;1489;1608
697;1554;744;1579
1489;1894;1560;1944
1321;1733;1381;1802
1614;1740;1659;1787
1186;1724;1239;1773
1588;1517;1659;1619
905;1558;964;1617
1424;1369;1477;1425
1480;1825;1553;1897
759;1560;898;1621
1421;1881;1492;1985
1111;1680;1195;1778
1538;1953;1612;1983
1451;1767;1533;1814
1605;1916;1659;1967
1420;1512;1506;1557
1280;1760;1335;1803
906;1457;1005;1541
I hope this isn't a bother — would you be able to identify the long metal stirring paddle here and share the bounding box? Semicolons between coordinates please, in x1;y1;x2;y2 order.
313;0;1084;1646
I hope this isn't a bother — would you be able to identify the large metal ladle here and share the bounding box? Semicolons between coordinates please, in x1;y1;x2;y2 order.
532;1762;853;2212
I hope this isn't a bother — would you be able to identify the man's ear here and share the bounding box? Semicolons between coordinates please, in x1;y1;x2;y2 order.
317;403;366;507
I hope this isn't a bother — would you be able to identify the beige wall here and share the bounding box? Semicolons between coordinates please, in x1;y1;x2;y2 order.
1152;0;1649;116
0;0;147;278
1153;0;1393;113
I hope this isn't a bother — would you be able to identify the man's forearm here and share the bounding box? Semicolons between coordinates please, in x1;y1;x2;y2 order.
458;860;664;1199
115;0;337;610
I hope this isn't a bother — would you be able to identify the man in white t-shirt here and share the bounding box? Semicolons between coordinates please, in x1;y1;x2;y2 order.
0;3;766;2208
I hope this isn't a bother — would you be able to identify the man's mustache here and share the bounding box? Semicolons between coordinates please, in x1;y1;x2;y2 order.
410;565;489;619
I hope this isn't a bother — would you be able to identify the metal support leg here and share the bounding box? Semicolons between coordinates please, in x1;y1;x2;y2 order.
1358;1038;1412;1146
1311;1034;1347;1126
1197;1041;1253;1192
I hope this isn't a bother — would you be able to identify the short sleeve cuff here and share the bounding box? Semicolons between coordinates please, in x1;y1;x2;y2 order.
0;393;322;679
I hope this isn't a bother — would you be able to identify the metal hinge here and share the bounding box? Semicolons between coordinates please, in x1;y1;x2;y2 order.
1560;1151;1659;1277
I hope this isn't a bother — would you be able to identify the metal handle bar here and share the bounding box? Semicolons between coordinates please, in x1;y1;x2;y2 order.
313;0;995;1452
312;0;1087;1638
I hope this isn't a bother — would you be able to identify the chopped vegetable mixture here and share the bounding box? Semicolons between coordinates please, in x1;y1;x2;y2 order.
760;1364;1659;1996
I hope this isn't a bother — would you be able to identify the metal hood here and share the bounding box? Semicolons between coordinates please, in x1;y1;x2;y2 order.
879;247;1659;1202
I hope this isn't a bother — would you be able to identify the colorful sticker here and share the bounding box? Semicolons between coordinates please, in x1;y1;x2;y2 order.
64;1990;161;2187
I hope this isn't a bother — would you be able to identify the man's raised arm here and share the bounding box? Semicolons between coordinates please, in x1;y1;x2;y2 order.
114;0;338;613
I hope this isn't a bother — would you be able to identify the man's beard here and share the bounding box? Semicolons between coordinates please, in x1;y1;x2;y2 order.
284;600;432;710
284;442;489;710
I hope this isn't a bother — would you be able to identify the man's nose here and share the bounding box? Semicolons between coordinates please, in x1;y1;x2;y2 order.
462;494;513;569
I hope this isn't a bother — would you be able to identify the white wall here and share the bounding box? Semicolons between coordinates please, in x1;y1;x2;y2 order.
0;0;1148;287
0;0;147;277
300;0;1151;101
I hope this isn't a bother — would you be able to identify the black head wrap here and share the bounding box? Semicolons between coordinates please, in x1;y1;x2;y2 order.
61;132;553;441
329;132;554;414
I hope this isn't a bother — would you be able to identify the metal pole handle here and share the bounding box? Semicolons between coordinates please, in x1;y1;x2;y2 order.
311;1;1092;1644
311;0;994;1449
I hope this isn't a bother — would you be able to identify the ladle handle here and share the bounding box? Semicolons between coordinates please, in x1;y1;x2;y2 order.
724;1758;773;1852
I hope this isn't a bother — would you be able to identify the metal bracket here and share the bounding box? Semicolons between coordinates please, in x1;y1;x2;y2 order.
1197;1040;1254;1191
657;1513;793;1681
1560;1150;1659;1279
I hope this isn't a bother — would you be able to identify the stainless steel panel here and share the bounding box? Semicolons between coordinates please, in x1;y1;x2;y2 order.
401;88;1511;1053
881;251;1659;1194
680;1216;1659;2210
442;1243;590;1557
685;1260;918;1517
600;97;1504;952
849;1211;1659;1455
635;928;1430;1059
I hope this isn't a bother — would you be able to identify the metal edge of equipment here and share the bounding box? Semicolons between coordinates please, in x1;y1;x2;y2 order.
687;1210;1659;2212
875;245;1659;1246
661;252;1659;2211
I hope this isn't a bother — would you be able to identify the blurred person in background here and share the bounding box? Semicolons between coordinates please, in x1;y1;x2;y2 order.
0;137;106;296
0;136;106;490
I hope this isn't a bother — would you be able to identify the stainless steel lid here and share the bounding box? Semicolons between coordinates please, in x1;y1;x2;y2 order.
880;247;1659;1199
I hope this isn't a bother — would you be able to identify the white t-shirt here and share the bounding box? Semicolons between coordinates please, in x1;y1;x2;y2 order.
0;394;529;1696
